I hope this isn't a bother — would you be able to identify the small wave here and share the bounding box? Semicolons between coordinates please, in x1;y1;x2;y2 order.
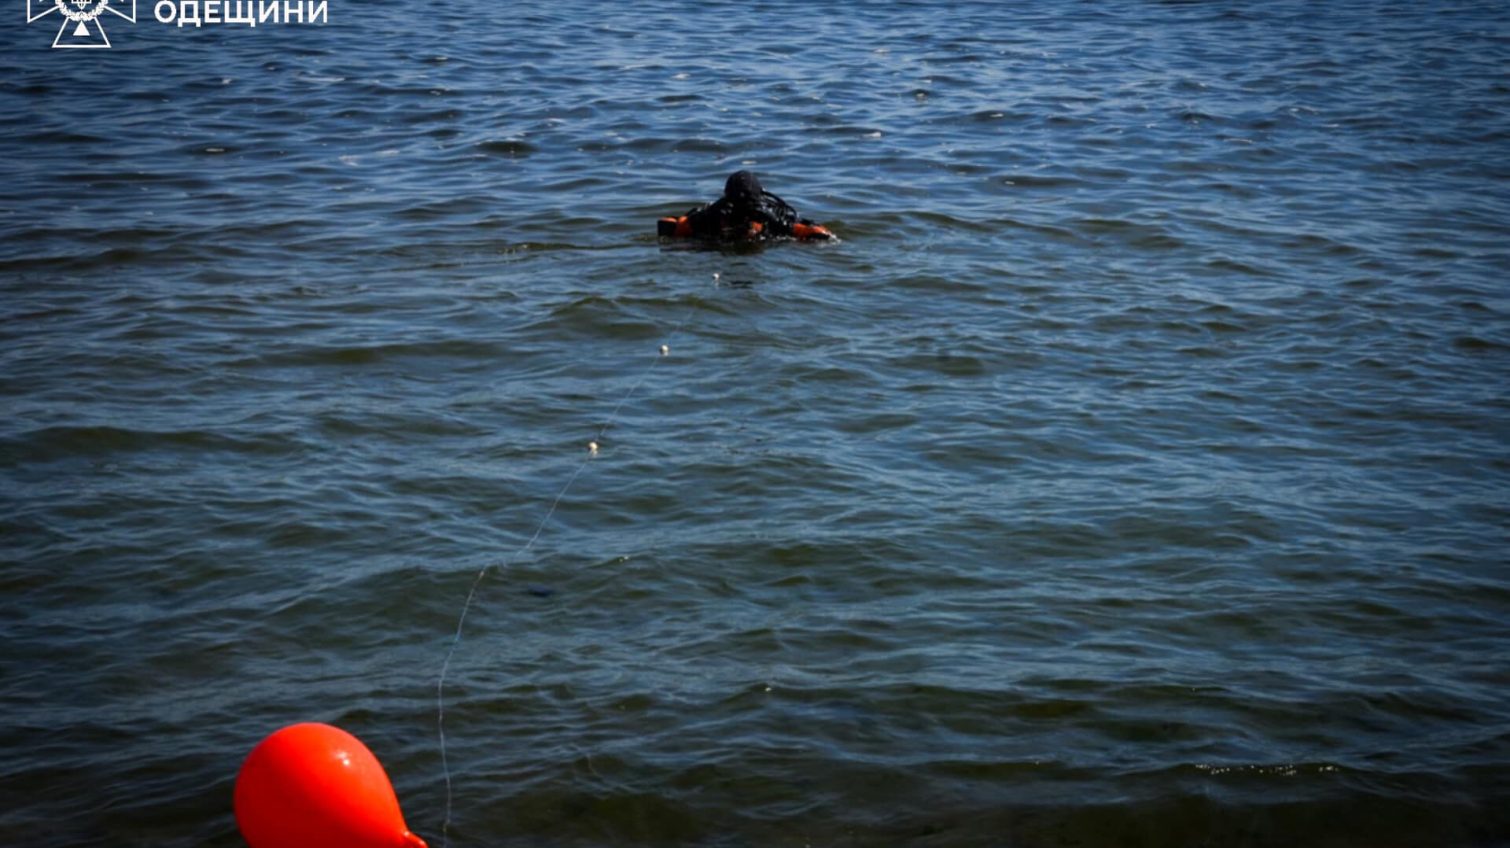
474;138;538;157
243;339;511;368
995;173;1085;189
1452;335;1507;352
4;425;305;464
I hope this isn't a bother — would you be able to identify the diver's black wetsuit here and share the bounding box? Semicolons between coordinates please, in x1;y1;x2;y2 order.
660;171;831;242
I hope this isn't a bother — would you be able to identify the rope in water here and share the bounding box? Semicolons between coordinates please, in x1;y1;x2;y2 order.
434;274;715;847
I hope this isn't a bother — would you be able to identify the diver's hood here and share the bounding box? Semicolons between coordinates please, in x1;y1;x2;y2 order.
724;170;765;208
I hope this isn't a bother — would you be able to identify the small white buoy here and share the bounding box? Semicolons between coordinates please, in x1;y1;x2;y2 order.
712;272;721;285
659;344;670;356
588;440;599;456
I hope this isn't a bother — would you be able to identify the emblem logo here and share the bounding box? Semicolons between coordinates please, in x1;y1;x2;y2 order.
27;0;137;48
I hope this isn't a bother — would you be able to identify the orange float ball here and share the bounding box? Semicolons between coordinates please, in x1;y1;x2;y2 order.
234;723;427;848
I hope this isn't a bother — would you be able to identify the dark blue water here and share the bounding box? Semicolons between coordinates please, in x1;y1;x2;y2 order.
3;1;1509;845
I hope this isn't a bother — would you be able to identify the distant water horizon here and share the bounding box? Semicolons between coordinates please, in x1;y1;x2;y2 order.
3;1;1509;845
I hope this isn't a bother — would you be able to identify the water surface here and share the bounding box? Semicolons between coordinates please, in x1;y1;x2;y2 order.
2;1;1509;845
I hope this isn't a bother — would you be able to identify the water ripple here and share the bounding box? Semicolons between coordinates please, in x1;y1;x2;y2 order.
2;1;1509;846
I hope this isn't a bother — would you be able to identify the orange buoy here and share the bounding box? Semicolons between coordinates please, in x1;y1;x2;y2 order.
234;723;427;848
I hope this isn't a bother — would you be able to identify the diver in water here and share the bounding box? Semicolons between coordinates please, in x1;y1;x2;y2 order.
658;171;833;242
